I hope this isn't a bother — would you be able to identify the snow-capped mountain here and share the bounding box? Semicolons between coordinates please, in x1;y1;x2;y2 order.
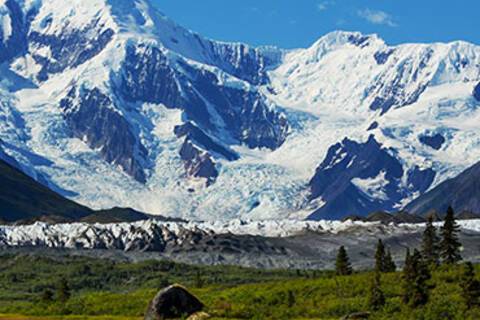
0;0;480;221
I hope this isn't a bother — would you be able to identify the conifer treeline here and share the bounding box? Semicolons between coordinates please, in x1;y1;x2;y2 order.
334;206;479;311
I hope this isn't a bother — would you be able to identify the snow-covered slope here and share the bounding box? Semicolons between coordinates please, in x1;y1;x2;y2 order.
0;0;479;221
265;32;480;218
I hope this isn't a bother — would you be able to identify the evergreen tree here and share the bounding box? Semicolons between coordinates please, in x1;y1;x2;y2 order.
40;289;54;304
404;249;431;307
368;270;385;311
460;262;480;308
287;290;296;308
402;249;414;304
335;246;353;276
375;239;386;272
440;206;462;265
195;270;205;288
422;215;440;267
384;249;397;272
56;278;71;303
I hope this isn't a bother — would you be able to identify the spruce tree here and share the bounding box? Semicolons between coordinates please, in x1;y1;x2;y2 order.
384;249;397;272
195;270;205;288
406;249;431;308
375;239;386;272
56;278;71;303
336;246;353;276
368;270;385;311
41;289;54;304
460;262;480;308
440;206;462;265
422;215;440;267
287;290;296;308
402;249;414;304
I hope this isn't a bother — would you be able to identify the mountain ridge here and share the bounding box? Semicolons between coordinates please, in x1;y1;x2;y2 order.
0;0;480;220
405;161;480;216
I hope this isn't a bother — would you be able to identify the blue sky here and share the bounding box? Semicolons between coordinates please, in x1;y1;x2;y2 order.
153;0;479;49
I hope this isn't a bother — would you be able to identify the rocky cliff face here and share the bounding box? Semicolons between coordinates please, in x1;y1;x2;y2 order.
119;44;289;151
308;136;436;220
60;87;149;183
179;140;219;186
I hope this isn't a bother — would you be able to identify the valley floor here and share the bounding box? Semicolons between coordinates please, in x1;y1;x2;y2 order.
1;253;479;319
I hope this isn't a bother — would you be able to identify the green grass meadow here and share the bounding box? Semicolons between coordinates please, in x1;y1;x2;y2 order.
0;254;479;319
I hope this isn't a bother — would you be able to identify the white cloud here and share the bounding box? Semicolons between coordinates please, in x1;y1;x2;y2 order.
358;9;398;27
317;1;335;12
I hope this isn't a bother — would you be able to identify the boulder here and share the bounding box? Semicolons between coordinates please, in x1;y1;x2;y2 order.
144;284;204;320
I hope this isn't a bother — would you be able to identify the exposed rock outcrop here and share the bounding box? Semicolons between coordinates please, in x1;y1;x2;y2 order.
308;135;435;220
60;87;148;183
120;44;289;151
474;82;480;101
367;48;433;114
419;133;445;150
179;139;219;186
374;49;394;65
174;122;239;161
30;20;114;81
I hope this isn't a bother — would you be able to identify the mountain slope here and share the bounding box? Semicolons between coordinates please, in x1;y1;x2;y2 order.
307;135;434;220
267;32;480;219
405;161;480;216
0;0;479;220
0;159;92;222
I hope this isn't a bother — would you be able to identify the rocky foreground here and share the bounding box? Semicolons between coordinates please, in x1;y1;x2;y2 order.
2;219;480;269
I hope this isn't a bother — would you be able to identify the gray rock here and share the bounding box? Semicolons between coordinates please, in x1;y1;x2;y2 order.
179;139;218;186
145;284;204;320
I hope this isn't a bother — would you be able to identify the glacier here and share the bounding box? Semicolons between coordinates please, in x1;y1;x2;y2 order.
0;0;479;221
1;218;480;250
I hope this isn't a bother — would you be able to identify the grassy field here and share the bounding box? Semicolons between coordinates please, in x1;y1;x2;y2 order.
1;254;479;319
0;316;141;320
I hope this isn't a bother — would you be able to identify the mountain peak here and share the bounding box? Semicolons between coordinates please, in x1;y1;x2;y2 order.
312;31;383;48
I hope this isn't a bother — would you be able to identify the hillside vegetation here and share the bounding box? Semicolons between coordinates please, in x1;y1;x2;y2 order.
0;253;479;320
